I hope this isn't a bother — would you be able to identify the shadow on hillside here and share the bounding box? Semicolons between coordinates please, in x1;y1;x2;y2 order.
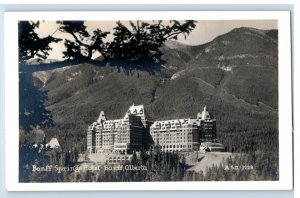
19;65;55;133
19;60;90;133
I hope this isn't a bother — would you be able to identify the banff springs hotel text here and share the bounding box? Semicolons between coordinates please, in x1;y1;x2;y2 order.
86;104;224;163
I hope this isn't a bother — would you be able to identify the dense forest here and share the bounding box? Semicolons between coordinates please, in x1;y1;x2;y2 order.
19;142;278;182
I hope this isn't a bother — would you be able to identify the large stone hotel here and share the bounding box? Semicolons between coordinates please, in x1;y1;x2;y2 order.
87;104;152;154
87;104;217;154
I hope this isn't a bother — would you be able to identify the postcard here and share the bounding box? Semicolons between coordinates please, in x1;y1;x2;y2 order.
4;11;293;190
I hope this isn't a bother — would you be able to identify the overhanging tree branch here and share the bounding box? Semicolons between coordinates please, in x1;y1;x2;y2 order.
18;21;62;63
57;21;109;60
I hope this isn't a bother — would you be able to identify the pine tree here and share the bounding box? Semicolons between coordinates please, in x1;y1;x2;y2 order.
19;21;62;63
108;20;197;63
57;21;109;61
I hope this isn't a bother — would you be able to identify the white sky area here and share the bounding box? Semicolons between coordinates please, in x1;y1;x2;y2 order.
35;20;277;60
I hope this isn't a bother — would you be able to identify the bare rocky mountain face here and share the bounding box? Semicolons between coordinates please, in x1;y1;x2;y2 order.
20;27;278;153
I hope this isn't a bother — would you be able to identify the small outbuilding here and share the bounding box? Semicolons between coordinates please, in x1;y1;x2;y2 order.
47;138;60;149
200;142;225;152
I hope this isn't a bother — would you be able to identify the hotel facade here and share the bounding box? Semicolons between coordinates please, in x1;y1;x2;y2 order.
87;104;217;153
87;104;152;154
150;106;217;152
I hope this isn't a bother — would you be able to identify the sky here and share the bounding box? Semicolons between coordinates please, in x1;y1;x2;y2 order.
35;20;278;60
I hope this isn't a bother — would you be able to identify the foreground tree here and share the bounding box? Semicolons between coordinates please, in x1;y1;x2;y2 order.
57;21;110;61
108;20;197;63
56;20;197;64
18;21;62;63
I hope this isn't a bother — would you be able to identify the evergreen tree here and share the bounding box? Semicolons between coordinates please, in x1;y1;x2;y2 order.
131;151;138;165
19;21;62;63
57;21;109;61
108;20;197;63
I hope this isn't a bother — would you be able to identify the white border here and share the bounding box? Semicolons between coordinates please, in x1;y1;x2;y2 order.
0;0;296;5
4;11;293;191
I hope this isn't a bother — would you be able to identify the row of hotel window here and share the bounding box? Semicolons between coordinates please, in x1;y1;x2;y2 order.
151;130;196;134
152;124;196;127
107;156;130;164
161;144;193;149
153;140;193;143
152;134;193;138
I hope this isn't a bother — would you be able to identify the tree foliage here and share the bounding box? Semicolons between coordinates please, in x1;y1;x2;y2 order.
57;20;197;63
57;21;110;60
108;20;197;63
20;20;197;65
18;21;62;63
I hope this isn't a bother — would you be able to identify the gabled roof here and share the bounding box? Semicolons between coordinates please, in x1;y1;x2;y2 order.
124;104;146;120
48;138;60;148
97;111;106;123
151;118;201;129
202;106;211;120
198;105;214;120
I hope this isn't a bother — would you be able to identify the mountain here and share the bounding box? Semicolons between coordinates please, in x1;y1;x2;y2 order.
160;40;195;70
25;58;60;65
161;27;278;109
20;27;278;153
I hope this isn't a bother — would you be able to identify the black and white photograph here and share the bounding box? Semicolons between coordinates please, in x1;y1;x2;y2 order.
4;11;293;190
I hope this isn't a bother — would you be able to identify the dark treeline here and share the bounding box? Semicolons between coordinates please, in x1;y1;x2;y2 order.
19;142;79;182
203;151;279;181
20;144;278;182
